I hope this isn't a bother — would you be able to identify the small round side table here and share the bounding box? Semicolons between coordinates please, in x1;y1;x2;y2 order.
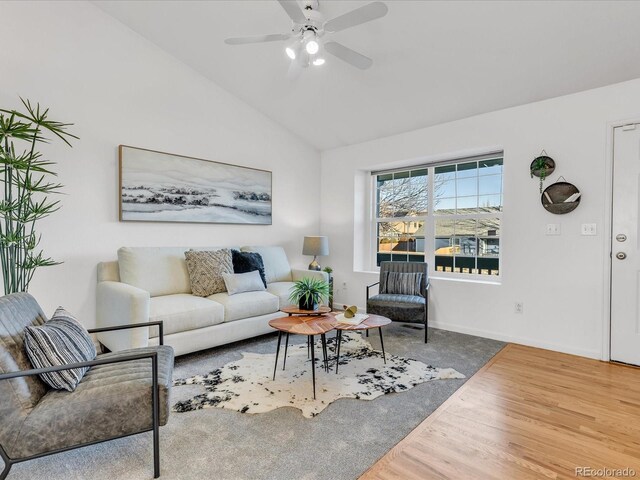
268;314;336;399
333;314;391;374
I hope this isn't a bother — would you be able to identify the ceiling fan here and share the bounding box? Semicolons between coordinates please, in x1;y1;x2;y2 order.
224;0;388;71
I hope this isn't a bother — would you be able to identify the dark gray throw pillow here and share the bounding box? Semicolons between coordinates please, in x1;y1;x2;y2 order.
24;307;97;392
381;272;423;297
231;250;267;287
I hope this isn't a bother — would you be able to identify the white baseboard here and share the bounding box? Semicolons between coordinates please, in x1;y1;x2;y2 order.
335;297;601;360
429;320;601;360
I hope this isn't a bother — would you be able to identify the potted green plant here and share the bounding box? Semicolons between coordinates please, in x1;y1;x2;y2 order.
530;153;555;193
289;277;330;311
322;266;333;277
0;98;77;294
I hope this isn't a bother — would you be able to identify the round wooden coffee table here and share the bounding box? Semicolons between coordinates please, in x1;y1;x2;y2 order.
269;315;337;399
333;314;391;373
280;305;332;316
278;306;332;375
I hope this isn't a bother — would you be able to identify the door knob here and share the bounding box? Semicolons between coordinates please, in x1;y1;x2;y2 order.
616;252;627;260
616;234;627;242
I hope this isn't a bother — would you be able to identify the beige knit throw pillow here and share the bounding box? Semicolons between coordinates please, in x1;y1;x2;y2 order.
185;249;233;296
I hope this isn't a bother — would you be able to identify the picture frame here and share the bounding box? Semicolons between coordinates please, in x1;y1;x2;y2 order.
118;145;272;225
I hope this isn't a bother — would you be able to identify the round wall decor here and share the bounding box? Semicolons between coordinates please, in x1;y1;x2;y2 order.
541;179;581;214
529;155;556;179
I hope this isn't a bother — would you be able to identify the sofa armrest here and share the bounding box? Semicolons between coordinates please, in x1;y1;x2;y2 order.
96;281;150;352
291;269;329;283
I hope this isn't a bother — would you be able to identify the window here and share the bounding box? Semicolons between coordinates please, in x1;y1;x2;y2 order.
373;154;503;277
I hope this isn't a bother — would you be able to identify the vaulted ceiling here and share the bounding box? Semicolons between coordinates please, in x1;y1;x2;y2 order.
94;0;640;151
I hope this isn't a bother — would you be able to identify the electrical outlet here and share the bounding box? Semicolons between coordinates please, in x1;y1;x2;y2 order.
581;223;597;236
546;224;560;235
342;281;347;288
514;302;524;314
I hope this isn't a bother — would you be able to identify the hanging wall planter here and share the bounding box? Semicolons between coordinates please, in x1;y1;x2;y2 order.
530;151;556;193
541;178;581;214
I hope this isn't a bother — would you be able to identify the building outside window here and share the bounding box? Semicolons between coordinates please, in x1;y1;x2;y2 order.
373;154;503;277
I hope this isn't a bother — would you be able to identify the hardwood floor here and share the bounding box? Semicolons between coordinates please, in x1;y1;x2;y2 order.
360;343;640;480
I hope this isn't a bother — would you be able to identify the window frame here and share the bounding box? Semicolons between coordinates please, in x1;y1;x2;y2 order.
370;154;503;281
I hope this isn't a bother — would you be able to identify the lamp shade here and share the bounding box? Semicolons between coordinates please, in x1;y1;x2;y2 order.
302;236;329;256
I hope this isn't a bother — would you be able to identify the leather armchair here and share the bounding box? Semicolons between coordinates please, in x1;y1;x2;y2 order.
0;293;174;479
366;261;430;343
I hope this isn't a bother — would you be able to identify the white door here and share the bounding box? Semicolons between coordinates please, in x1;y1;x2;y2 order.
611;123;640;365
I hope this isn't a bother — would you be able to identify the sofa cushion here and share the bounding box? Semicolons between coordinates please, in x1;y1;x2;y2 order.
241;246;292;283
24;307;97;392
231;250;267;287
208;291;279;322
149;294;224;337
367;294;425;324
118;247;191;297
367;294;426;306
223;271;266;296
266;282;295;309
184;249;233;296
10;345;174;459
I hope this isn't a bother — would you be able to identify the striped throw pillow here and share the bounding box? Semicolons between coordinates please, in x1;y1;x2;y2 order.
381;272;424;297
24;307;97;392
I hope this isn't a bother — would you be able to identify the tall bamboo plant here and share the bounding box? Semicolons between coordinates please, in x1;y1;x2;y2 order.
0;98;77;295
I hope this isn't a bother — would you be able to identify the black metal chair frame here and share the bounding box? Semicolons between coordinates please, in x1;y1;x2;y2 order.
0;321;165;480
367;280;430;343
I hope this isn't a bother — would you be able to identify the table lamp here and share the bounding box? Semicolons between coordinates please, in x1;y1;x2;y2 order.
302;236;329;271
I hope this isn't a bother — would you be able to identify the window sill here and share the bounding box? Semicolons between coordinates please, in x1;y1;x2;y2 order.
354;269;501;286
430;275;501;285
354;270;380;275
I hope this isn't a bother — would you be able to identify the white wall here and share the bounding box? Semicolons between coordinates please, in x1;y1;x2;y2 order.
0;1;320;325
321;78;640;360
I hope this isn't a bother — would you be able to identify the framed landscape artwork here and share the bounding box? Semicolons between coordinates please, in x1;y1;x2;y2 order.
119;145;272;224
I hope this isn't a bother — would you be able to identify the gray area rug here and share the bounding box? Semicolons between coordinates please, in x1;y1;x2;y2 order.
7;325;504;480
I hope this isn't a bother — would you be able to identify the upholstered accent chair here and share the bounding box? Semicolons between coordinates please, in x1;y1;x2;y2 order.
0;293;174;479
366;261;430;343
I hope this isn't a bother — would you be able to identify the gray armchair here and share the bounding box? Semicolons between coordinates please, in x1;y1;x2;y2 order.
366;261;430;343
0;293;174;479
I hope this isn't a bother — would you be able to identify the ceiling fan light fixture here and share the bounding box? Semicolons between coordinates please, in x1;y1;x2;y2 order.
225;0;388;73
285;37;302;60
305;39;319;55
302;29;320;55
285;46;296;59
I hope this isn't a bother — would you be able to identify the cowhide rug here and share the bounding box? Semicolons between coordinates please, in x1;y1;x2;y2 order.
172;333;464;418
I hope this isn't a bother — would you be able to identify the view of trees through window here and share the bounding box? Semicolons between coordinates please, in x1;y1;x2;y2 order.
374;156;503;276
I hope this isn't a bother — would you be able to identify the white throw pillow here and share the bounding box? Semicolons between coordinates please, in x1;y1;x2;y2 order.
222;270;267;296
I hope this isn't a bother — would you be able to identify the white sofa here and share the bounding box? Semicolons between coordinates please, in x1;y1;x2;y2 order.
96;246;328;356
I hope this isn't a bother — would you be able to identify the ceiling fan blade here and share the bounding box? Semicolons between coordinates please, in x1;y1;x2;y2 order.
325;41;373;70
324;1;388;33
225;33;290;45
277;0;307;24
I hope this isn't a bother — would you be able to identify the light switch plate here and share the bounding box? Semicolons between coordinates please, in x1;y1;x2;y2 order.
581;223;597;236
546;224;561;235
